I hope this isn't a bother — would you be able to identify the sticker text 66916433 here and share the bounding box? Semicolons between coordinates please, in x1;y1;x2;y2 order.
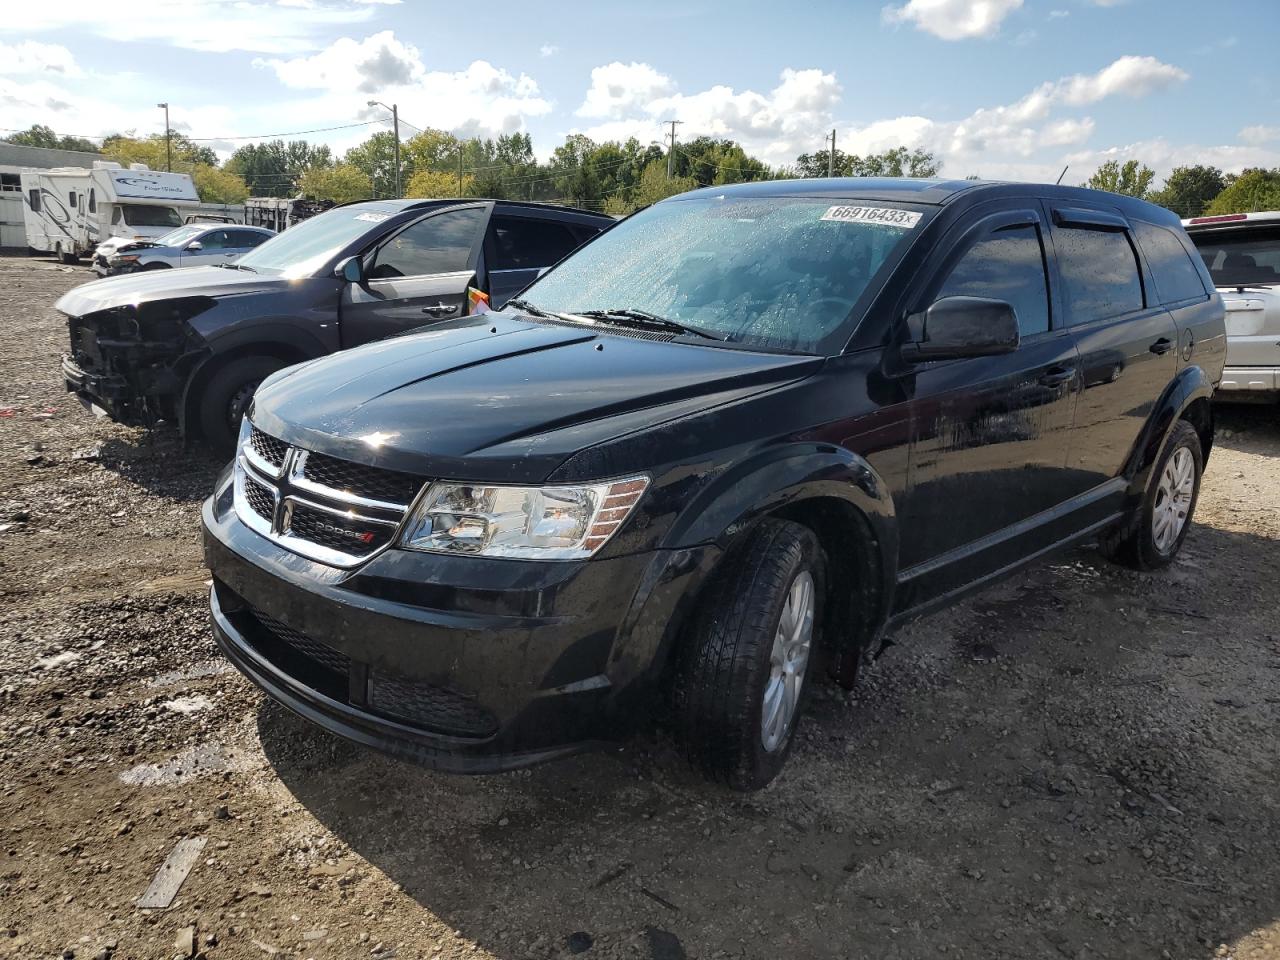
821;205;922;228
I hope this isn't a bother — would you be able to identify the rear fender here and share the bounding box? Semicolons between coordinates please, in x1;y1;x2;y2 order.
1123;364;1215;499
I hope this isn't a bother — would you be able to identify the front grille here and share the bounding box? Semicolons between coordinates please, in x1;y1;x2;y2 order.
252;608;350;676
243;474;275;522
369;671;498;737
249;426;288;469
286;503;395;556
302;452;422;506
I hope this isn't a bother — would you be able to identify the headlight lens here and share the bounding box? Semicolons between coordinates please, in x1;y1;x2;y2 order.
111;255;140;264
400;477;648;559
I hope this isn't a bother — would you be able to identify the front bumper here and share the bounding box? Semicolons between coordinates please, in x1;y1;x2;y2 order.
62;354;138;421
202;468;709;772
1218;366;1279;394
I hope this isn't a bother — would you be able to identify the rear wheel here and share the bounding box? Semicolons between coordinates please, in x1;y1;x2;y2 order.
196;356;283;457
1101;420;1203;570
672;518;824;790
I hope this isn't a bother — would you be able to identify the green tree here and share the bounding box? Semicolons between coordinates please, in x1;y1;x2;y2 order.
405;168;474;198
225;140;331;198
1204;168;1280;215
299;163;372;204
192;166;249;204
1085;159;1155;199
793;146;940;178
343;131;404;198
6;124;99;153
674;137;772;187
101;133;217;170
1148;165;1226;218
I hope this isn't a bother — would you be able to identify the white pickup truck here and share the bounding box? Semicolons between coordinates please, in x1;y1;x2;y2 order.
1184;211;1280;401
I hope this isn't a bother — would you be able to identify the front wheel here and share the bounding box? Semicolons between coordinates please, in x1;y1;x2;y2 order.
1100;419;1203;570
196;356;283;457
56;243;78;265
672;518;825;790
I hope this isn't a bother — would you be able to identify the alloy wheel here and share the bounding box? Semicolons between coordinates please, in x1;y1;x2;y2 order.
761;569;815;752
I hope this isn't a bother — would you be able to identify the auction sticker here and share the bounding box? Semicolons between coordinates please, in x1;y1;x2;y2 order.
821;205;921;228
355;212;390;223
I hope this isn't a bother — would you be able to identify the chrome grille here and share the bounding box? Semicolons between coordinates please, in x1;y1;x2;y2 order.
232;421;425;568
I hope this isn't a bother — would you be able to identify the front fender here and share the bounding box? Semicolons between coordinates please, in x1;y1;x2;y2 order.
1124;364;1215;498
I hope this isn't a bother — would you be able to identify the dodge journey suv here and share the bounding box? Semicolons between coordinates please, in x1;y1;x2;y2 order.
203;178;1225;790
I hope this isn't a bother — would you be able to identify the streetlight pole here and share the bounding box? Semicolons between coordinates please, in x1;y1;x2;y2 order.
367;100;401;198
157;102;171;171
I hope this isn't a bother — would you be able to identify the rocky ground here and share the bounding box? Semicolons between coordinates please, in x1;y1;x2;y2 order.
0;253;1278;960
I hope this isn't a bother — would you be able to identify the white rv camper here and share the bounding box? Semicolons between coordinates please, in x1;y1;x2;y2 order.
21;161;199;262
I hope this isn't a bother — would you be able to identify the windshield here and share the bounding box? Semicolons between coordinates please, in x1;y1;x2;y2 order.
120;204;182;228
513;196;922;353
236;206;390;278
153;225;205;247
1190;225;1280;286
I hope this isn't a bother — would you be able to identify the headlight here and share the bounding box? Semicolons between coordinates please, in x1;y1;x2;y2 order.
400;477;648;560
111;255;141;264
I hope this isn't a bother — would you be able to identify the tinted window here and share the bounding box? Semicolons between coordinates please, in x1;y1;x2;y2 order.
1054;226;1144;325
28;189;40;213
1189;225;1280;287
68;190;77;209
1133;221;1207;303
369;208;484;279
238;205;397;278
521;197;918;354
198;230;232;249
937;223;1050;336
120;204;182;228
231;230;270;249
490;217;581;270
88;189;95;212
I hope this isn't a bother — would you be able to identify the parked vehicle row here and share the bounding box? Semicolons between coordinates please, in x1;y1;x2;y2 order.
91;223;274;276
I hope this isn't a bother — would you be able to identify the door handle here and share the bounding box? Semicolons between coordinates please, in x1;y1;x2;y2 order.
1149;337;1173;355
421;302;456;317
1038;366;1076;387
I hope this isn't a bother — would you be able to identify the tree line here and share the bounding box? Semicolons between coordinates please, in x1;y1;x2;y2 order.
6;122;1278;217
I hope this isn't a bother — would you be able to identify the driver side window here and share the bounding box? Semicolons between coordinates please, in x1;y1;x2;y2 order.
368;208;484;279
937;223;1051;337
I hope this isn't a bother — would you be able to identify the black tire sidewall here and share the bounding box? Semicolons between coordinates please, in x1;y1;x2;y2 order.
1137;421;1203;569
197;356;282;455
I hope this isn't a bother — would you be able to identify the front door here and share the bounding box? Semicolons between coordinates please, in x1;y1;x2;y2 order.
894;204;1081;607
484;214;587;307
340;204;490;348
182;229;234;266
1044;204;1179;493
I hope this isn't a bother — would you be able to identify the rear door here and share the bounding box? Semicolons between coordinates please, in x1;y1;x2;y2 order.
1045;204;1179;494
896;202;1081;600
221;229;271;263
339;203;490;349
484;213;592;307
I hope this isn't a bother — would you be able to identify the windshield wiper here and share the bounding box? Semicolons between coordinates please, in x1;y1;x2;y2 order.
506;297;554;318
573;308;727;341
1228;280;1278;290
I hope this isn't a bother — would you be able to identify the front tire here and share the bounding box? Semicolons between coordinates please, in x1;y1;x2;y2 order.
196;356;283;457
1101;420;1203;570
672;518;825;791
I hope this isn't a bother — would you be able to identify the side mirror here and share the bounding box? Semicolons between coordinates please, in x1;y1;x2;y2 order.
185;241;203;251
336;256;365;283
900;296;1020;362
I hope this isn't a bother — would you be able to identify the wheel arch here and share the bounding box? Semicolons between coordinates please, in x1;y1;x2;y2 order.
1123;364;1216;499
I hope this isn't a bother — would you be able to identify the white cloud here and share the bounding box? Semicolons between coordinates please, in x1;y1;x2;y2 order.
576;62;677;118
1048;9;1069;18
0;40;82;77
9;0;381;54
1053;55;1188;104
256;31;423;93
539;44;559;58
1239;125;1280;145
881;0;1023;40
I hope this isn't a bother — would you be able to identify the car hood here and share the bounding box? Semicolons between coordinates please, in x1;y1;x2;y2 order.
56;265;289;316
251;313;823;483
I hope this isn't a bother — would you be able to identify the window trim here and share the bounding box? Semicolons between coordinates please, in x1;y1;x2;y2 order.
1045;203;1151;329
364;202;490;282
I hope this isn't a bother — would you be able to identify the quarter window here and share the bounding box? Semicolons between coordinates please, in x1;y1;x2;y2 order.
937;223;1051;336
28;188;41;212
1132;221;1207;304
490;217;581;270
369;208;484;279
1054;226;1145;325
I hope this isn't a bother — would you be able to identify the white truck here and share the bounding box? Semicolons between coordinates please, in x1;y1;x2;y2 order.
1184;211;1280;402
21;161;200;263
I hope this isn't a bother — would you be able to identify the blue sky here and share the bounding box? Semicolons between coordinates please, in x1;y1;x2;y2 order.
2;0;1277;184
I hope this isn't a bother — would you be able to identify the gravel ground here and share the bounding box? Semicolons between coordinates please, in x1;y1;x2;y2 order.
1;253;1278;960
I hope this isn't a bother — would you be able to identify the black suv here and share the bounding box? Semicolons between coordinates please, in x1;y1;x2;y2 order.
202;178;1225;790
57;199;612;450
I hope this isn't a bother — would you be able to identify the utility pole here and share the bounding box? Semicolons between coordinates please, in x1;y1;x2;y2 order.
366;100;401;197
827;128;837;178
664;119;683;178
157;102;171;171
457;143;464;197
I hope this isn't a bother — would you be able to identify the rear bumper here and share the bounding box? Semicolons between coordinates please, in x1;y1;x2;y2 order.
1218;366;1279;394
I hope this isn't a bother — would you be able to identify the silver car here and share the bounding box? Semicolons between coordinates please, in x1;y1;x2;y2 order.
1184;211;1280;401
93;224;275;276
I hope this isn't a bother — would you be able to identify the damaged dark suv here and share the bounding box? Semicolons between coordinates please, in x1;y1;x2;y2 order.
57;199;611;451
202;178;1225;789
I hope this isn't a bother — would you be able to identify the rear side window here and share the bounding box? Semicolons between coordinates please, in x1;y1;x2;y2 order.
230;230;269;248
28;188;40;213
1189;225;1280;287
490;216;581;270
1054;226;1145;325
937;223;1050;336
369;208;484;279
1133;221;1207;303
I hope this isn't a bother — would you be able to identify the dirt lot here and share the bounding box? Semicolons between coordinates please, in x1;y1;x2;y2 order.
1;253;1278;960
